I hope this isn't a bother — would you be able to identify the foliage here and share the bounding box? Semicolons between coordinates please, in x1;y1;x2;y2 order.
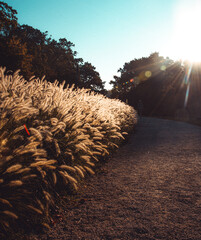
79;62;105;93
0;1;17;37
110;52;173;98
0;67;137;236
110;52;201;119
0;2;105;93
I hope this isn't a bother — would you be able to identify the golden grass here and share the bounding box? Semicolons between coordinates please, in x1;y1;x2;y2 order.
0;66;137;234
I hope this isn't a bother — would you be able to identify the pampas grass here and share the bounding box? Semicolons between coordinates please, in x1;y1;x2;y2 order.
0;66;137;234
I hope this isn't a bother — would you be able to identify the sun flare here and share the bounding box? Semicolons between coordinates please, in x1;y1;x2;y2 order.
168;1;201;63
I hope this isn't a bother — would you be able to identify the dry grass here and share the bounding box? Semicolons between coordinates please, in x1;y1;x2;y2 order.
0;67;137;236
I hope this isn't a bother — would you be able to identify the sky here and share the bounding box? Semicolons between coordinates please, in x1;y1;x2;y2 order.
3;0;201;89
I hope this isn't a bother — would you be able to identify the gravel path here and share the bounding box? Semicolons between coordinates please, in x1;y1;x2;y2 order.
30;117;201;240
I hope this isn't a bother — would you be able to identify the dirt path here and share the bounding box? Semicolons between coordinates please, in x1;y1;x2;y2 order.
30;117;201;240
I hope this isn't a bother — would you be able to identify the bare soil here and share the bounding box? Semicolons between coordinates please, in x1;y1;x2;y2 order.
14;117;201;239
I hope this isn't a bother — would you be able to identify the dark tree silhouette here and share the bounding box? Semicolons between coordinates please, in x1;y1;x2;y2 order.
0;2;106;93
110;52;201;120
0;1;17;37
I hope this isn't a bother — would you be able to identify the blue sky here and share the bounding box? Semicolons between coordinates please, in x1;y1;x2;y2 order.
3;0;192;89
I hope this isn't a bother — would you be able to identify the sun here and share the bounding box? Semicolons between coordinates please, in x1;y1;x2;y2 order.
168;1;201;63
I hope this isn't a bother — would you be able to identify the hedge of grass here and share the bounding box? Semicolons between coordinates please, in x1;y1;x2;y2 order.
0;67;137;234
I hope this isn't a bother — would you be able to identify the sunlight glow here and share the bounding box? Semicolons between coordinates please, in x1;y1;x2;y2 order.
167;1;201;63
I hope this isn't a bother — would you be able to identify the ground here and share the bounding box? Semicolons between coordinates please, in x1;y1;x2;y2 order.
14;117;201;239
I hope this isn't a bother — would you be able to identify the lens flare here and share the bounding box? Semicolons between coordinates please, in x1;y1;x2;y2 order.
184;84;190;107
145;71;152;78
183;63;192;107
160;65;166;71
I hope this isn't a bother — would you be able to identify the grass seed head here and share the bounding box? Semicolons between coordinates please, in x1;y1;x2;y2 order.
5;164;22;173
74;166;85;178
60;165;76;173
0;198;12;207
52;172;57;185
8;180;23;187
26;205;43;215
3;211;18;219
84;166;95;175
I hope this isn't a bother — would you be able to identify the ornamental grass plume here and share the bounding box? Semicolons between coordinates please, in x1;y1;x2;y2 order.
0;67;137;235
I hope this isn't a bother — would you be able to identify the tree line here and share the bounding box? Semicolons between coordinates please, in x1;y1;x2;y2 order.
2;1;201;122
110;52;201;122
0;1;106;93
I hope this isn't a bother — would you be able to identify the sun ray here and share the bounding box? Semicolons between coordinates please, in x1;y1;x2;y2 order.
150;65;184;116
183;63;192;107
